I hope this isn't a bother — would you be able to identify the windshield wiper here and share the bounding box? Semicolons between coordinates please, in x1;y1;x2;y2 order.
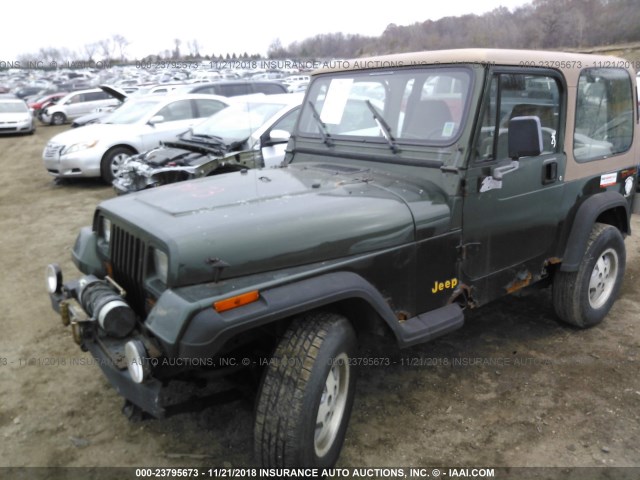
307;100;334;147
365;100;400;154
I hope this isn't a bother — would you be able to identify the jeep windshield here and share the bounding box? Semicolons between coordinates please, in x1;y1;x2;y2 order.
298;67;472;149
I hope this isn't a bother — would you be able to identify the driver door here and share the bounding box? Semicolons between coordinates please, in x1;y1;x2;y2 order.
461;69;566;303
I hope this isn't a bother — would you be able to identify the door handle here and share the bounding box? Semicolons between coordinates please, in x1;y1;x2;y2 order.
542;159;558;185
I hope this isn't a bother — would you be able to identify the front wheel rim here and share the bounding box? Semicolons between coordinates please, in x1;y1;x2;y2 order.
588;247;619;309
314;352;350;458
110;153;131;177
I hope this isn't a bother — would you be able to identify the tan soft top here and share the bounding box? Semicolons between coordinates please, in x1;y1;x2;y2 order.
313;48;636;86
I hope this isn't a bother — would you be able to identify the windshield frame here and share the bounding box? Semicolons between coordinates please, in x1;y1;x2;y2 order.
297;66;475;149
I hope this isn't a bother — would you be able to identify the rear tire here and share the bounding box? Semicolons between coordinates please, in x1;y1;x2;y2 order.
553;223;625;328
254;312;357;468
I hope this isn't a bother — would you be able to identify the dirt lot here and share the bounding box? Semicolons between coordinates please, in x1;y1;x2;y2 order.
1;125;639;476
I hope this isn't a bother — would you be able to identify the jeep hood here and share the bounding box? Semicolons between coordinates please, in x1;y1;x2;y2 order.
100;163;450;286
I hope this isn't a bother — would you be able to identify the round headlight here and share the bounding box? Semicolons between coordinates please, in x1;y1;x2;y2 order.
45;263;63;294
125;340;150;384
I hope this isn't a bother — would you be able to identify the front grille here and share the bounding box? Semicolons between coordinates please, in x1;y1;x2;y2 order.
44;143;63;158
111;224;147;316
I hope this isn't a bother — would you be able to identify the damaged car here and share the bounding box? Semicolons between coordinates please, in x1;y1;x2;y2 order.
114;93;302;194
43;94;230;182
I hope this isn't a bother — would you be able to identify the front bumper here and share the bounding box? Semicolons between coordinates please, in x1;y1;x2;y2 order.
0;119;34;134
42;143;103;178
85;334;166;418
48;269;166;417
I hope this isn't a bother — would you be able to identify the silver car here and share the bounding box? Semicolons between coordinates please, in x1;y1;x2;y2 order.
0;97;35;135
43;94;230;182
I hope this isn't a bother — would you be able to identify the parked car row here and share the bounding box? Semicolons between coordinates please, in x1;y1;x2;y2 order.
37;80;293;128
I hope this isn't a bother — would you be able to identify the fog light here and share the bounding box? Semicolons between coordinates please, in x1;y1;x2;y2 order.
125;340;150;384
45;264;63;294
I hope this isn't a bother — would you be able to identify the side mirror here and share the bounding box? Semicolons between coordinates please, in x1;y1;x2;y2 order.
508;116;543;159
148;115;165;126
268;129;291;144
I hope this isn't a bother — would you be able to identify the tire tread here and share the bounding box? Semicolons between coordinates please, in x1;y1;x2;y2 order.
254;312;351;468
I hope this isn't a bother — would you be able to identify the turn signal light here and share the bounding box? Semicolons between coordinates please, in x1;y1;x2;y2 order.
214;291;260;313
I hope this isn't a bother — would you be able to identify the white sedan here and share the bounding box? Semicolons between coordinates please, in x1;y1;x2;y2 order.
42;94;230;182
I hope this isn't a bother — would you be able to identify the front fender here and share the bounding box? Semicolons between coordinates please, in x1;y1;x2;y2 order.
71;227;106;277
176;271;401;359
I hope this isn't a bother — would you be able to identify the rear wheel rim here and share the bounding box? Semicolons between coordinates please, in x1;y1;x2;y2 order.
588;247;618;309
314;352;349;458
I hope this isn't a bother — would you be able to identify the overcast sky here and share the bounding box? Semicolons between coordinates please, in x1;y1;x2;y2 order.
1;0;531;61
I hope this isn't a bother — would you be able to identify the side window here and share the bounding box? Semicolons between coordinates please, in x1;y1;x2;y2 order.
475;73;561;162
194;99;226;118
573;68;634;161
66;94;83;105
85;92;107;101
156;100;193;121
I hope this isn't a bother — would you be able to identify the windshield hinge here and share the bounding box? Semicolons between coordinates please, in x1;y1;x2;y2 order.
457;242;481;260
206;258;230;283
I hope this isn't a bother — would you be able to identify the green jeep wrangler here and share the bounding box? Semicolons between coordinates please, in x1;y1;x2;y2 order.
47;49;639;468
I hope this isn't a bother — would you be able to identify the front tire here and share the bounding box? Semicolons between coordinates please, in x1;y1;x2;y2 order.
553;223;625;328
51;112;66;126
101;146;134;183
254;312;357;468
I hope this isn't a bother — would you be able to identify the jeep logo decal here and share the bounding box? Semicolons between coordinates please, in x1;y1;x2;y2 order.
431;278;458;293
